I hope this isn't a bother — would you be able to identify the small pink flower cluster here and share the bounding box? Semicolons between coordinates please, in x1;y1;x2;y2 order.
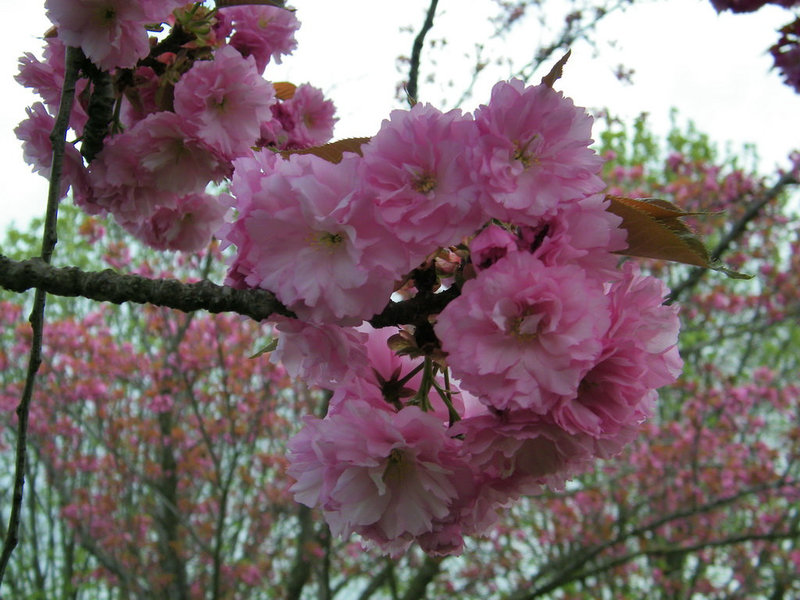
220;79;685;555
16;3;336;252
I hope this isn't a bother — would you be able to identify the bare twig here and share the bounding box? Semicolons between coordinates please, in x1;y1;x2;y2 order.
406;0;440;105
0;45;83;586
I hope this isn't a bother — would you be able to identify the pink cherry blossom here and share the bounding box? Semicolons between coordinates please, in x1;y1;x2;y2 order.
270;316;369;388
15;102;88;200
16;37;89;134
86;112;226;224
123;192;228;252
173;45;276;160
45;0;185;70
224;154;407;325
551;263;682;436
288;399;469;556
474;79;605;223
453;410;596;497
282;84;338;148
435;251;610;413
359;103;485;259
220;5;300;72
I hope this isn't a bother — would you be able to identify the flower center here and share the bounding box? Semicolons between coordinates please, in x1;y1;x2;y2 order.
383;448;412;485
310;231;345;254
512;136;540;169
413;173;437;194
507;309;542;342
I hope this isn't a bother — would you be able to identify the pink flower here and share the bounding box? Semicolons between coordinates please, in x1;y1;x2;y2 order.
15;102;87;199
270;316;369;388
474;79;605;223
123;192;228;252
453;410;596;496
326;325;464;423
224;154;406;325
220;5;300;72
519;193;627;281
359;104;484;258
87;112;226;223
288;400;469;556
551;263;682;438
174;46;276;160
45;0;185;70
282;84;338;148
435;251;610;413
16;37;89;134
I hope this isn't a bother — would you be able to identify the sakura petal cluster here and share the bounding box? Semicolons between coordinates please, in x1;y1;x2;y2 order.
221;79;683;555
18;1;683;558
17;2;335;252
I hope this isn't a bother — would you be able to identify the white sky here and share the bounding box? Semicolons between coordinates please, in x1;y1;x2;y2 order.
1;0;799;233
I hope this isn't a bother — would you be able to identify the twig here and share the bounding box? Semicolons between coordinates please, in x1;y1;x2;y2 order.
406;0;439;106
0;45;83;585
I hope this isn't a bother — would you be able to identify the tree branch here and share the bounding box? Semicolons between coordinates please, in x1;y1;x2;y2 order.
0;45;83;586
0;255;462;328
406;0;439;105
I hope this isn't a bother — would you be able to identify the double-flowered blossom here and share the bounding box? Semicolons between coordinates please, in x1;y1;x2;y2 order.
475;79;605;224
173;46;276;160
44;0;186;70
288;399;473;557
278;78;683;556
16;5;685;556
225;154;408;325
435;251;611;413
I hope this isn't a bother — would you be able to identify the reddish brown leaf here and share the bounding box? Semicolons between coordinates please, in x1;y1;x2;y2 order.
541;50;572;88
273;81;296;100
607;195;710;267
606;196;750;278
281;137;372;163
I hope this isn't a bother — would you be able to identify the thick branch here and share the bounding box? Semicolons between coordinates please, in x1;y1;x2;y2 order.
0;255;461;328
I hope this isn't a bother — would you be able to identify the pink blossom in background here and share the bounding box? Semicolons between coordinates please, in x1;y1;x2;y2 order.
174;46;276;160
282;84;338;148
270;316;369;388
771;17;800;94
288;400;469;556
435;251;610;413
123;192;228;252
474;79;605;224
360;104;484;259
225;154;406;325
221;5;300;72
44;0;185;70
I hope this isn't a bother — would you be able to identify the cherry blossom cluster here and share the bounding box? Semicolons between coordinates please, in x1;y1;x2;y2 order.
16;1;336;251
219;79;684;555
15;2;683;558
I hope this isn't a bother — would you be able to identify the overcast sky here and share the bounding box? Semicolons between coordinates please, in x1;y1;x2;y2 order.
2;0;798;233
